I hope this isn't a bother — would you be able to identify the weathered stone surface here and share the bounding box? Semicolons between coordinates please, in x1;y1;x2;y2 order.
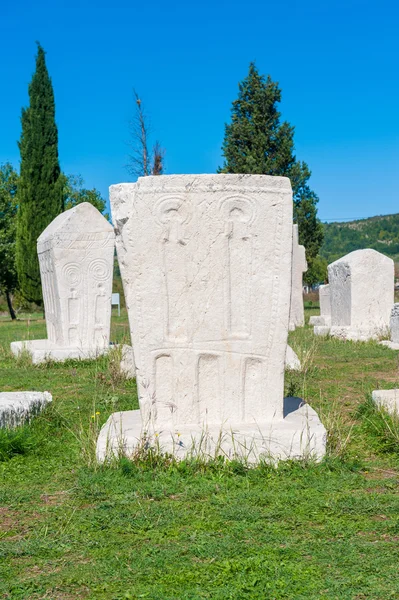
96;397;326;464
0;392;52;428
326;249;394;341
313;325;331;337
390;303;399;344
309;284;331;327
285;345;301;371
289;225;307;330
120;344;136;379
97;174;326;463
11;203;115;363
372;389;399;415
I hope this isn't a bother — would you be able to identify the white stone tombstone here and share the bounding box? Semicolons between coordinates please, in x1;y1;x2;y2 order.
314;249;394;341
289;225;307;330
390;304;399;344
310;284;331;327
379;303;399;350
97;174;326;463
11;203;115;363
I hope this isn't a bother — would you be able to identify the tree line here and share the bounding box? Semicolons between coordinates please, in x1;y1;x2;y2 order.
321;214;399;264
0;47;324;319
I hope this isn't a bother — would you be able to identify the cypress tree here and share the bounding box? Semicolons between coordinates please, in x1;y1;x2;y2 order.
219;63;324;283
16;43;63;303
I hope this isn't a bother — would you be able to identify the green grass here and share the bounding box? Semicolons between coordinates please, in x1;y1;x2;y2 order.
1;308;399;599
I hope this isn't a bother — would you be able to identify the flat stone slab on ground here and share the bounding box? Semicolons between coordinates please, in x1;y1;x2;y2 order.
379;340;399;351
96;397;326;464
372;389;399;415
0;391;52;428
10;339;110;364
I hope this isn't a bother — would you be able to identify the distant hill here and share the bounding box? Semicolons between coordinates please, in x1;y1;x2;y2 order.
321;213;399;264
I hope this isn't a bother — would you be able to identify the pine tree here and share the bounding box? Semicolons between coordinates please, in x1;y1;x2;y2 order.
16;44;63;304
219;63;324;283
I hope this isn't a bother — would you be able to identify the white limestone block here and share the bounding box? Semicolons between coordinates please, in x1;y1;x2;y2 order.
98;174;326;464
314;326;331;337
11;203;115;364
285;345;301;371
309;316;325;326
289;225;307;330
10;340;110;365
390;303;399;344
379;340;399;350
96;398;326;464
372;389;399;416
0;392;52;428
328;249;394;341
120;344;136;378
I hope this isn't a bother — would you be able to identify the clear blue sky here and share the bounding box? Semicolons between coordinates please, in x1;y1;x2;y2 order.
1;0;398;221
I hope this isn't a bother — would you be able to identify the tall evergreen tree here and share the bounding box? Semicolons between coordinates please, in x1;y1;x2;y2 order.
219;63;324;282
16;44;63;304
0;163;18;319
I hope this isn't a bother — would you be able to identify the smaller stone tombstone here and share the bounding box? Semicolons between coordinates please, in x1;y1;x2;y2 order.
380;303;399;350
315;249;394;341
309;284;331;328
390;304;399;344
11;203;115;363
289;225;307;330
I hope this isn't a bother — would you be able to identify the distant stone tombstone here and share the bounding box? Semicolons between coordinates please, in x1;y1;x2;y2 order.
11;203;115;363
379;303;399;350
314;249;394;341
97;174;326;463
390;304;399;344
289;224;307;330
309;284;331;328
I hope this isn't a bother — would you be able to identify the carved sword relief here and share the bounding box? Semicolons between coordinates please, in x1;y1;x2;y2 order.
220;197;255;339
156;197;190;342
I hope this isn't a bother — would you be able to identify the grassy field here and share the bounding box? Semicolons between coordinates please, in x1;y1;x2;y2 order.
1;309;399;599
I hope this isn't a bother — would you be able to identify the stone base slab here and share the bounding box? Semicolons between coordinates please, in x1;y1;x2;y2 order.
11;339;110;364
313;326;331;337
379;340;399;351
0;391;52;428
96;397;326;464
372;389;399;415
314;326;388;342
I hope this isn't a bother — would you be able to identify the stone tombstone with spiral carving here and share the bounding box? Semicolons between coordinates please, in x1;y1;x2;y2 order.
97;174;326;464
11;203;115;363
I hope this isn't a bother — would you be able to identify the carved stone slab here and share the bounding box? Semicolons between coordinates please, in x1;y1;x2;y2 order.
98;174;326;463
11;203;115;363
322;249;394;341
309;284;331;328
